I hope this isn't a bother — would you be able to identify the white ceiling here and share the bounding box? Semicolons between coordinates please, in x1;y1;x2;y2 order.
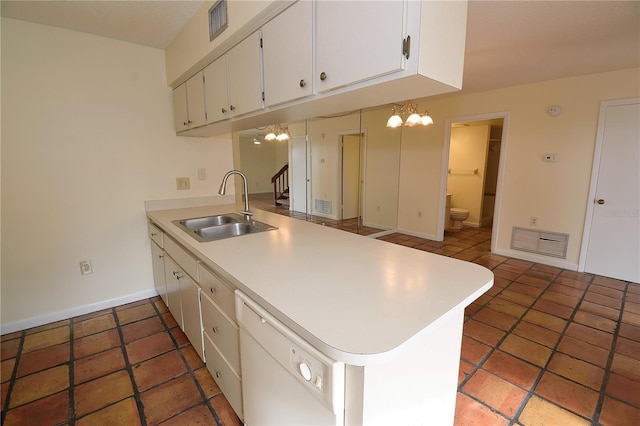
1;0;639;94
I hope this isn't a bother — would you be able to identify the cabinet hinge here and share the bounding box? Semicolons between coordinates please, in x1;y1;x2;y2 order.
402;35;411;60
202;74;205;83
260;37;263;48
262;91;265;101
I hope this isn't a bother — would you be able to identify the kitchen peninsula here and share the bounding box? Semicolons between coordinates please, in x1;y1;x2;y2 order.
147;203;493;424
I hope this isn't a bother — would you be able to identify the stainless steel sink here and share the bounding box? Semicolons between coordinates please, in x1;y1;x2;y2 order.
175;213;244;229
172;214;277;242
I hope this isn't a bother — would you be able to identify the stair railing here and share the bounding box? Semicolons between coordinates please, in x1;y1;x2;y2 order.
271;164;289;206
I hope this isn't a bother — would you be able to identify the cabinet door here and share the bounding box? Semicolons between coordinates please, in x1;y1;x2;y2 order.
316;0;405;92
181;276;204;361
262;1;313;107
186;71;206;128
227;31;263;116
163;256;183;329
204;56;230;123
150;241;167;306
172;84;189;132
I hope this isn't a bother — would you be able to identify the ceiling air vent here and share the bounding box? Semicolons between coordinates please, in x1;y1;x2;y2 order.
209;0;228;42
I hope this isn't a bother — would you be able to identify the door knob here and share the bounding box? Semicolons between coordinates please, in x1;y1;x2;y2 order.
320;72;327;81
597;199;605;205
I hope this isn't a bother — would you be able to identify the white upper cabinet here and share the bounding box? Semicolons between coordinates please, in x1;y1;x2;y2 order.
316;1;406;92
262;1;313;107
204;56;230;124
186;71;206;128
173;83;189;132
227;31;264;117
173;72;206;131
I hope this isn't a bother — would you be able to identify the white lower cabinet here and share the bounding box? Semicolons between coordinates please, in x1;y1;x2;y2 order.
180;274;204;361
148;224;242;420
150;241;167;305
163;256;183;329
204;332;243;418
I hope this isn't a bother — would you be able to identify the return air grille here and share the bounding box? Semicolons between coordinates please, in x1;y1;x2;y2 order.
315;199;332;214
511;227;569;259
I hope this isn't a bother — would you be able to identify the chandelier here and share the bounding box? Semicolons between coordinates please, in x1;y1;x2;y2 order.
386;100;433;128
264;123;291;141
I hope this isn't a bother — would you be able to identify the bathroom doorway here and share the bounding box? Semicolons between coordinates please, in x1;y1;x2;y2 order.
441;113;509;251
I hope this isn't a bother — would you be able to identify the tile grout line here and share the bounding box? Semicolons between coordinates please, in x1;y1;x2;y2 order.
592;280;631;424
111;305;149;426
503;271;597;425
0;330;26;425
150;298;224;426
67;321;76;426
458;261;562;425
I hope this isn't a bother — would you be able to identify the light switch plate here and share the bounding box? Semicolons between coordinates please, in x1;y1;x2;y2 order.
176;177;191;190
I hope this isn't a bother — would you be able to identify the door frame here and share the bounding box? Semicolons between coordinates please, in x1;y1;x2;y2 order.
439;111;510;252
338;130;366;221
578;97;640;273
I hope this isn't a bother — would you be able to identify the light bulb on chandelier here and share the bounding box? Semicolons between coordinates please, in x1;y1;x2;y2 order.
386;100;433;128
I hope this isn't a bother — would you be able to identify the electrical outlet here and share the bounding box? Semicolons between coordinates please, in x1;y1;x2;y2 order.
530;216;538;226
80;260;93;275
176;177;190;190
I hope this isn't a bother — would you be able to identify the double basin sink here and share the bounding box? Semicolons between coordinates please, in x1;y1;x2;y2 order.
172;213;277;242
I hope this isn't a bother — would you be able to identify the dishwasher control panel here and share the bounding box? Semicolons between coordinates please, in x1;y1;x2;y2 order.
291;346;325;392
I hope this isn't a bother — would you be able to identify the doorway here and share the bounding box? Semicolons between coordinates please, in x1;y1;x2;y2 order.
340;132;364;221
440;113;509;250
580;98;639;282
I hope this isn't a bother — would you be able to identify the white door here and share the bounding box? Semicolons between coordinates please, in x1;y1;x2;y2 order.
582;99;639;283
290;136;307;214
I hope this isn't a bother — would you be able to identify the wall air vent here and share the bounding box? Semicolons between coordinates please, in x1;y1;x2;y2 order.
315;199;332;214
208;0;228;42
511;227;569;259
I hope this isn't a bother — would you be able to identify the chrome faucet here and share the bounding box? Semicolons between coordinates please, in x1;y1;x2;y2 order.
218;170;252;218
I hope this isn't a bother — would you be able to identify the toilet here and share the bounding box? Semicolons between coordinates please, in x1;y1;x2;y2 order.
449;208;470;230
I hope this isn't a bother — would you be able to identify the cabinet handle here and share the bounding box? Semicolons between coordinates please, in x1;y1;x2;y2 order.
299;79;306;88
175;272;183;280
212;326;218;333
230;105;236;111
151;232;158;236
183;121;188;126
597;199;605;205
215;371;222;378
221;108;226;114
187;119;192;124
210;286;217;293
158;254;164;259
320;72;327;81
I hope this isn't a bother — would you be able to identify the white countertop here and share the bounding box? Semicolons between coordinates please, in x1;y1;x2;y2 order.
147;204;493;365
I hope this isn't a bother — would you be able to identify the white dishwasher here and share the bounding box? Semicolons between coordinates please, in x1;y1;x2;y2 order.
236;291;345;426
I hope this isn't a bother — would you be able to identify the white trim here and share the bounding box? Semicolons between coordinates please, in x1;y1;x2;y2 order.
366;229;398;239
395;227;439;242
440;111;510;253
493;248;578;271
1;289;159;335
578;97;640;272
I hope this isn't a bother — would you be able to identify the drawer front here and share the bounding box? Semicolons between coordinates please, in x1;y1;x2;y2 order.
148;223;164;248
164;236;198;281
198;263;236;319
201;292;240;375
204;333;243;420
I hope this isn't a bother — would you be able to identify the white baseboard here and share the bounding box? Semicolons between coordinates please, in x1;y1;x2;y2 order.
493;248;578;271
1;289;159;335
395;227;440;242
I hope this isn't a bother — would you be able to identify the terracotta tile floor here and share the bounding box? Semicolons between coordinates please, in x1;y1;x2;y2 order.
1;225;639;425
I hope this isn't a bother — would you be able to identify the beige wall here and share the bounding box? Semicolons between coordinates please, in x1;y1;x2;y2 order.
1;18;233;330
397;68;640;268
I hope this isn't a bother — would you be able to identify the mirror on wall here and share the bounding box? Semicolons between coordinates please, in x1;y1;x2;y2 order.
232;104;403;235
